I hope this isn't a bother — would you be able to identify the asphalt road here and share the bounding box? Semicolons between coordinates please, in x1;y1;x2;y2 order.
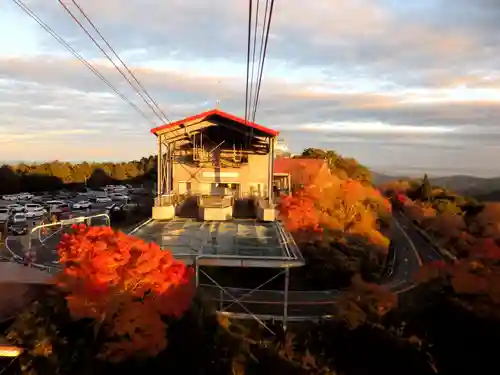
1;211;442;320
392;211;444;263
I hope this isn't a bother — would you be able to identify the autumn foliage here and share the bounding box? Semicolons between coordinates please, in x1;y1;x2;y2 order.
56;224;195;362
337;274;398;328
278;192;321;233
278;170;391;248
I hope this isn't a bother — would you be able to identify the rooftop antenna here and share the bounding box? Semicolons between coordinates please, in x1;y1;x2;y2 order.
215;79;221;109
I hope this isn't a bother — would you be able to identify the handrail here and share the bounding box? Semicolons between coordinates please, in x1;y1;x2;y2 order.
30;213;110;234
2;213;111;275
31;213;110;244
198;195;234;208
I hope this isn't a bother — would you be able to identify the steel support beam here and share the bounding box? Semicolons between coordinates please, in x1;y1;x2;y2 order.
283;267;290;330
268;137;275;203
199;267;277;335
157;135;163;198
165;142;170;194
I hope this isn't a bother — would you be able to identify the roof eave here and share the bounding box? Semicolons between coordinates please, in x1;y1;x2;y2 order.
150;108;278;137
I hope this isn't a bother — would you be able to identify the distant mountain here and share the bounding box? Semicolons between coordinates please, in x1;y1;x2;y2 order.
372;171;500;201
371;172;409;186
428;175;500;195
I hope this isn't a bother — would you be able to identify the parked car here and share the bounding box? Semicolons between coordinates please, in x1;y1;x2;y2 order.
17;192;33;200
2;195;18;201
73;200;92;209
11;212;27;224
110;193;129;201
0;207;9;222
90;196;112;203
50;202;71;214
7;204;25;214
24;204;47;218
130;188;148;196
45;200;67;212
105;203;125;212
9;223;28;236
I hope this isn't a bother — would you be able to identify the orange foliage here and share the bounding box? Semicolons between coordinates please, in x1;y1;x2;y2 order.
418;238;500;317
278;192;321;233
380;180;412;195
471;203;500;239
278;173;390;248
470;238;500;261
396;193;408;204
426;212;466;244
403;199;436;224
56;224;195;362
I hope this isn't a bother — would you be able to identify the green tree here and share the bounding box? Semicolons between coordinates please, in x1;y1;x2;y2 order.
300;148;327;159
419;174;433;201
113;163;127;181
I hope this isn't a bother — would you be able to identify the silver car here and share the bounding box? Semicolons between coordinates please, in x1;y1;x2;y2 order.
12;213;27;224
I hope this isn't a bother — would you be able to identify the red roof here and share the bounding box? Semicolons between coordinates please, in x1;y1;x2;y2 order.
274;157;327;175
274;158;329;185
150;108;279;137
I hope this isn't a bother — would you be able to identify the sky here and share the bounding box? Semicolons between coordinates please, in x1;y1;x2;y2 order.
1;0;500;176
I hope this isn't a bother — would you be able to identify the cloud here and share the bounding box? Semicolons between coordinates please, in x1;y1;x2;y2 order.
1;0;500;175
0;129;100;144
296;123;454;134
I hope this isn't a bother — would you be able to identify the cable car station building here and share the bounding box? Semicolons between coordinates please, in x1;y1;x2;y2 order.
151;108;278;221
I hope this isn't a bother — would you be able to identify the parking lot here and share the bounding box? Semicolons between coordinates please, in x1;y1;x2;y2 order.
0;186;151;237
1;187;152;267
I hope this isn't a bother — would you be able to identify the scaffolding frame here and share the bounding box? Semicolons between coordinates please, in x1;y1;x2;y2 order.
194;255;291;334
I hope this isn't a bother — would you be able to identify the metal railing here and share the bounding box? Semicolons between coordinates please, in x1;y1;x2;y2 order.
197;195;234;208
2;213;111;276
31;213;110;244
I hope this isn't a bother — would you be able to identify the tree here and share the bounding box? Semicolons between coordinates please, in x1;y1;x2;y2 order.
300;148;328;159
427;212;466;244
419;174;433;201
279;169;390;249
336;274;398;329
278;192;322;237
56;224;195;362
469;202;500;239
418;236;500;319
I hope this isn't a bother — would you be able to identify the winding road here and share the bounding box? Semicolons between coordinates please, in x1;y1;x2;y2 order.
2;211;442;320
197;213;436;320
